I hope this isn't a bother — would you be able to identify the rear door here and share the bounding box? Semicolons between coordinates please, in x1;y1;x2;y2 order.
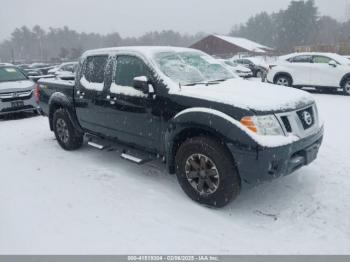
288;55;313;86
75;55;109;133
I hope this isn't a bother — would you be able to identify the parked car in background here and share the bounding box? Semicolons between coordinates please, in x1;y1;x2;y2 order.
0;65;40;116
29;63;56;75
37;46;323;207
48;62;78;76
18;64;43;77
218;59;253;78
233;57;268;78
0;63;14;66
267;52;350;95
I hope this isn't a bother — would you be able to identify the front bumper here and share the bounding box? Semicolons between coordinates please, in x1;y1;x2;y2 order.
228;126;324;186
0;91;39;115
238;72;253;78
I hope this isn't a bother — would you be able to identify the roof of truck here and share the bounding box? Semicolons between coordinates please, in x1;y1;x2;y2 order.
82;46;200;59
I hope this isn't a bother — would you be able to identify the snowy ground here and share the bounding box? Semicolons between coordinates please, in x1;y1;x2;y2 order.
1;91;350;255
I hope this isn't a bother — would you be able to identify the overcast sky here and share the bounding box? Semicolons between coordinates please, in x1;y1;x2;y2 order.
0;0;349;41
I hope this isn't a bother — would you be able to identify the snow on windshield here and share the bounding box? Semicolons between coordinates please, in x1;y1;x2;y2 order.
153;51;234;85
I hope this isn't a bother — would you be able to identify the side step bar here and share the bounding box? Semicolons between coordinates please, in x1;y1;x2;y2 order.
86;135;154;165
87;141;105;150
121;153;147;164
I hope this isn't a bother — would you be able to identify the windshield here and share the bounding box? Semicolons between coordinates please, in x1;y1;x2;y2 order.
153;51;234;85
0;67;28;83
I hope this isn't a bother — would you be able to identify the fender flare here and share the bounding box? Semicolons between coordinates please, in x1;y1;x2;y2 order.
164;108;259;173
48;92;83;133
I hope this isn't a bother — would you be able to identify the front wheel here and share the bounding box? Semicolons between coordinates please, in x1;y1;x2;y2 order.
274;75;292;87
175;136;240;208
343;78;350;96
53;108;84;150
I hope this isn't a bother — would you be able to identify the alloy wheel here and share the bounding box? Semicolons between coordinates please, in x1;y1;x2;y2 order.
344;81;350;95
276;77;289;86
56;118;69;144
185;154;220;195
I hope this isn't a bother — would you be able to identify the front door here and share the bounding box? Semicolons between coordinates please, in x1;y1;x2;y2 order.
101;55;162;151
310;55;343;87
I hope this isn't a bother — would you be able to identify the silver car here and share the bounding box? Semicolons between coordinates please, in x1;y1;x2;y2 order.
0;65;40;116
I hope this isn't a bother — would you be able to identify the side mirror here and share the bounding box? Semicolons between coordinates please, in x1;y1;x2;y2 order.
133;76;153;94
328;61;337;67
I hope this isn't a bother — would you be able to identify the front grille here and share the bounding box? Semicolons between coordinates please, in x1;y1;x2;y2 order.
0;90;33;102
0;105;35;113
296;107;314;130
276;104;319;139
281;116;292;133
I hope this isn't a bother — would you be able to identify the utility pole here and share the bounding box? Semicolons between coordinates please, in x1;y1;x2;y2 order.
11;46;15;64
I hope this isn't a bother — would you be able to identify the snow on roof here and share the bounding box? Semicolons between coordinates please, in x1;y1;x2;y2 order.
214;35;273;53
280;52;350;64
82;46;197;59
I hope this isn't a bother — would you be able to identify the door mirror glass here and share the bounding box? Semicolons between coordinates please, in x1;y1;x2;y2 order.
328;60;337;67
133;76;149;93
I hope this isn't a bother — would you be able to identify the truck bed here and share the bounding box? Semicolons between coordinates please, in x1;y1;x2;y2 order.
37;77;75;116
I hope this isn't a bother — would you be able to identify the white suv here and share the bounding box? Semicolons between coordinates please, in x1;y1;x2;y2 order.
267;52;350;95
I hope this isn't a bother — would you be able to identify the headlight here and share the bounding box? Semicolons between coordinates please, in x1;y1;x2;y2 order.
240;115;284;136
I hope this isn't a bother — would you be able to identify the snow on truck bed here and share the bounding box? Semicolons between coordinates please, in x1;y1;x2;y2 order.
0;93;350;254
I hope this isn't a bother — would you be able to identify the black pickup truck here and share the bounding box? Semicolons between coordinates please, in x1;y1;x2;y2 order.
37;46;324;207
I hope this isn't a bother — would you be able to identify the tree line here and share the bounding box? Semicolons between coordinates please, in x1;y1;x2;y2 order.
230;0;350;53
0;27;204;63
0;0;349;63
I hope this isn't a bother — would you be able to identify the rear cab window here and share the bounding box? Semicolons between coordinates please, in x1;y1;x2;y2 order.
80;55;108;91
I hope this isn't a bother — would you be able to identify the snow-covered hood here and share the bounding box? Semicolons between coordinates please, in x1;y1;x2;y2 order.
170;78;314;112
0;80;35;93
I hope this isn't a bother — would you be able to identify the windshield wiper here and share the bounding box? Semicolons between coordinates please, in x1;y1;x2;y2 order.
209;78;229;82
184;81;221;86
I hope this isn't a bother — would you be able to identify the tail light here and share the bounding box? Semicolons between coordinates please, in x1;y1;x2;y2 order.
34;84;40;104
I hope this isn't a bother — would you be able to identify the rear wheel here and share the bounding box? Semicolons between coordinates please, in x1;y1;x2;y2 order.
274;75;292;87
256;70;263;79
343;78;350;96
175;136;240;208
53;108;83;150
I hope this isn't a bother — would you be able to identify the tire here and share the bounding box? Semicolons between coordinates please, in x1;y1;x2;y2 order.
175;136;240;208
256;70;263;79
274;74;292;87
342;78;350;96
53;108;84;150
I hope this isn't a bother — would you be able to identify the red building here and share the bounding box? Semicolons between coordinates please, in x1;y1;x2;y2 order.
190;35;274;58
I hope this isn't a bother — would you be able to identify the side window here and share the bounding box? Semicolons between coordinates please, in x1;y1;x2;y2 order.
291;55;312;63
313;56;334;64
243;59;252;65
115;55;150;86
83;56;108;83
